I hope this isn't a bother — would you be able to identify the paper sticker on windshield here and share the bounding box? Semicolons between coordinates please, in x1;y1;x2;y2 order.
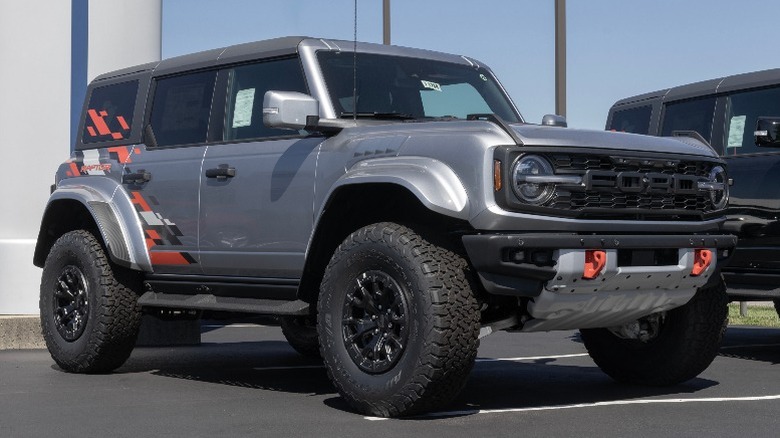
232;88;256;128
421;80;442;92
480;73;488;81
727;115;746;148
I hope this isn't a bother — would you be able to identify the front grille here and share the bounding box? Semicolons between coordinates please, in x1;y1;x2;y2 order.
543;153;718;220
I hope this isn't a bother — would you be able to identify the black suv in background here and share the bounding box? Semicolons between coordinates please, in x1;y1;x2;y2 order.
607;68;780;306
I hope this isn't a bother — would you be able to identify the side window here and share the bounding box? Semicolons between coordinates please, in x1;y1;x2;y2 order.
223;57;307;141
660;97;716;142
149;71;217;147
608;105;651;134
82;80;138;143
724;86;780;156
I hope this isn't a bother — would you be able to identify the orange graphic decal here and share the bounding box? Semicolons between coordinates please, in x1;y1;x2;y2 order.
108;146;134;164
130;191;152;212
65;162;81;177
150;251;194;265
86;108;131;141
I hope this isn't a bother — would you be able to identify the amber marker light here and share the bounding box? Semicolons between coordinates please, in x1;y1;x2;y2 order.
494;159;502;191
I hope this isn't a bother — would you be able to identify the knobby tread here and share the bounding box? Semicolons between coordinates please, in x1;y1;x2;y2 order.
40;230;142;373
280;315;321;358
580;276;728;386
318;222;480;417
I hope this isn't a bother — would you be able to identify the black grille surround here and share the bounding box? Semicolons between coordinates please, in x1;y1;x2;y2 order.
494;147;726;221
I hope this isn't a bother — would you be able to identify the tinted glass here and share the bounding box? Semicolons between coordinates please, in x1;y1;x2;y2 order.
82;80;138;143
724;86;780;156
660;97;716;141
317;52;520;122
608;105;651;134
223;57;308;141
149;71;217;147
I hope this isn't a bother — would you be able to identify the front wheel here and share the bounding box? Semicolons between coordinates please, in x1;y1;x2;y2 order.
318;222;480;417
580;275;728;386
39;230;142;373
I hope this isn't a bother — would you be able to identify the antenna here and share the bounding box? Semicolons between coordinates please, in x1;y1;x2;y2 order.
352;0;358;122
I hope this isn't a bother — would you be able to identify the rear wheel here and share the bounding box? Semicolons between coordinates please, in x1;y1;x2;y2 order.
318;222;480;417
773;300;780;319
280;315;320;358
39;230;142;373
580;276;728;386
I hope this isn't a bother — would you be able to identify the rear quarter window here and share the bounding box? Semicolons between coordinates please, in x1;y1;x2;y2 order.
608;105;652;134
82;80;138;144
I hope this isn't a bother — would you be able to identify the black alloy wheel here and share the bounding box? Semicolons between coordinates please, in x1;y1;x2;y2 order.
342;270;410;374
53;265;90;341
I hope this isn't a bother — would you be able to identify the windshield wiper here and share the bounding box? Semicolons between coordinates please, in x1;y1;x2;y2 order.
340;112;416;120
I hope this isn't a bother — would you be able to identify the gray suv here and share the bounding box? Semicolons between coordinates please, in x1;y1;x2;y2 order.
35;37;735;417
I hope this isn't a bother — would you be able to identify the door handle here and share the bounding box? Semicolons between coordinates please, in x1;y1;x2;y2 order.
205;164;236;180
122;169;152;185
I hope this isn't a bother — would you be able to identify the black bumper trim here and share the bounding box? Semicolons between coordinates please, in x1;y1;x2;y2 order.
462;233;736;297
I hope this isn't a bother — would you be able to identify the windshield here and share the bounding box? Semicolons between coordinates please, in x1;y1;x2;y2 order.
317;51;521;122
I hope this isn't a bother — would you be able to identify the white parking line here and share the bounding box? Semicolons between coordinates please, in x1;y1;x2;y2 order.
365;394;780;421
476;353;589;362
720;343;780;350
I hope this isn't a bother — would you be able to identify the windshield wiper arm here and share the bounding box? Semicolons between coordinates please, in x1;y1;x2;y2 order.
340;112;416;120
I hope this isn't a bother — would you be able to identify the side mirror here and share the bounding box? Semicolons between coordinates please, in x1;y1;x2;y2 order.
263;91;319;131
755;117;780;147
542;114;567;127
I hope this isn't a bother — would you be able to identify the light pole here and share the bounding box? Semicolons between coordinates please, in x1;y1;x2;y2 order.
555;0;566;118
383;0;391;45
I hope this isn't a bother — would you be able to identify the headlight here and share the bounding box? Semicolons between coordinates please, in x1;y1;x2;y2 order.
511;155;555;204
708;166;728;210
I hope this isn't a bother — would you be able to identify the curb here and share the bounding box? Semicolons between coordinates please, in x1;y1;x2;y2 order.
0;315;46;349
0;314;201;350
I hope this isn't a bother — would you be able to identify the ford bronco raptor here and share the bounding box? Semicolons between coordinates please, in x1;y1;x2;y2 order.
35;37;735;417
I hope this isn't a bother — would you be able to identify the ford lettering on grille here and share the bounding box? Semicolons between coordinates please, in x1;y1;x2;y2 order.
584;170;700;195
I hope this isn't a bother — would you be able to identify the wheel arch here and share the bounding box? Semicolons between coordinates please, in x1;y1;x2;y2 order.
297;182;473;304
33;177;151;272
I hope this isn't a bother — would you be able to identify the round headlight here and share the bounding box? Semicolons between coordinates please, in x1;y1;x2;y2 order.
709;166;728;210
511;155;555;205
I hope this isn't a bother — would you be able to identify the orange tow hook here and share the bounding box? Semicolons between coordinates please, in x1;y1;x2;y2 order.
691;249;713;276
583;250;606;279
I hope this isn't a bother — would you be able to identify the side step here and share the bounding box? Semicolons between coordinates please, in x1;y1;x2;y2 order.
138;291;310;316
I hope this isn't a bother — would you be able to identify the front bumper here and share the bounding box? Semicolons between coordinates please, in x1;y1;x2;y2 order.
462;233;736;332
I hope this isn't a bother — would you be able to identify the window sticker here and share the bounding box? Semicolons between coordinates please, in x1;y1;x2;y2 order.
232;88;256;128
421;80;442;92
727;115;746;148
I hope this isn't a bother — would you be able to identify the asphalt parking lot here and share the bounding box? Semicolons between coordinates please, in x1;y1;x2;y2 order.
2;322;780;437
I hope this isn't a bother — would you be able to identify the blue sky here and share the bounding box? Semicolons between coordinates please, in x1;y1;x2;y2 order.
163;0;778;130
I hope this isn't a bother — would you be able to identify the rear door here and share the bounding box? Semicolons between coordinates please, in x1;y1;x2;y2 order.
121;70;217;274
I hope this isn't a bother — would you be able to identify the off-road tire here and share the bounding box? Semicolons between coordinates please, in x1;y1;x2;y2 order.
317;222;480;417
39;230;142;373
580;276;728;386
280;315;320;358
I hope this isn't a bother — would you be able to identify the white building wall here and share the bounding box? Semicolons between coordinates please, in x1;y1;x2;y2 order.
88;0;162;82
0;0;161;315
